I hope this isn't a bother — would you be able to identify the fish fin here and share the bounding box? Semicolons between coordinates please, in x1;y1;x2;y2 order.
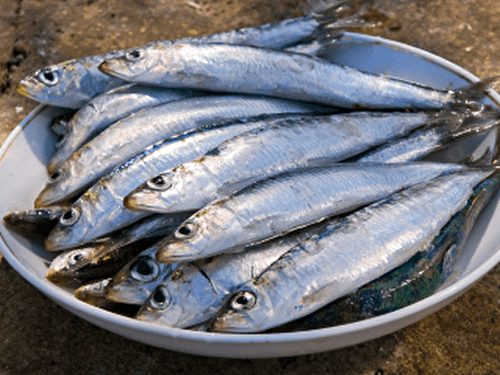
453;76;500;107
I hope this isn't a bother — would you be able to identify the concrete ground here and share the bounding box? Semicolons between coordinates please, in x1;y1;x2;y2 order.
1;0;500;373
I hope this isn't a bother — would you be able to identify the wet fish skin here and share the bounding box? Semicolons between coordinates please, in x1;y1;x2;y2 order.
103;245;178;305
16;5;349;108
44;119;274;252
278;169;500;332
73;278;114;309
74;278;141;316
210;169;493;333
48;85;198;174
155;162;466;263
3;206;67;237
34;95;322;208
99;41;463;110
45;214;187;285
354;107;500;164
135;233;310;328
123;111;441;214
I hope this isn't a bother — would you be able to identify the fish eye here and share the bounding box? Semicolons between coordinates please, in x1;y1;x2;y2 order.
146;173;172;191
174;221;197;239
59;207;80;226
48;170;63;184
230;291;257;310
125;49;145;62
68;252;85;266
149;286;170;310
130;257;160;282
38;67;59;86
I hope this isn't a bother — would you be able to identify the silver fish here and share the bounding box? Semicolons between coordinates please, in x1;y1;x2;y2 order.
16;5;350;108
3;206;67;237
48;85;198;173
34;95;321;208
155;162;466;263
44;118;270;251
135;233;310;328
45;214;188;285
73;278;114;308
103;245;177;305
98;41;486;110
355;108;500;164
123;111;441;214
211;169;493;332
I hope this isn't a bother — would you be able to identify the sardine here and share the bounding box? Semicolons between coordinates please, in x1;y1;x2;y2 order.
135;233;311;328
45;214;189;285
210;169;493;332
16;5;352;108
3;206;67;237
354;108;500;164
98;41;491;110
155;162;466;263
73;278;114;309
123;111;447;214
34;95;322;207
48;85;198;173
44;118;269;251
276;169;500;331
103;245;177;305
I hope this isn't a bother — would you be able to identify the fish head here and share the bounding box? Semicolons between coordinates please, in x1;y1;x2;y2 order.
98;45;163;84
123;171;187;213
35;159;85;208
135;261;222;328
74;278;114;308
134;282;183;326
3;206;66;236
104;249;166;305
17;60;100;108
211;285;273;333
45;204;88;251
46;246;95;285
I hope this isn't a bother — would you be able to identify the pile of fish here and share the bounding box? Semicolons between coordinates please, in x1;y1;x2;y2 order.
5;3;500;333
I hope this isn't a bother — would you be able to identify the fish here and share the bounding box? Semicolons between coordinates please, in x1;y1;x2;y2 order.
103;245;178;306
275;169;500;331
34;94;323;208
73;278;114;309
48;84;198;173
45;213;189;285
3;206;67;238
98;41;493;110
16;4;353;108
44;117;270;251
155;162;466;263
353;107;500;164
135;232;312;328
123;111;453;214
210;169;494;332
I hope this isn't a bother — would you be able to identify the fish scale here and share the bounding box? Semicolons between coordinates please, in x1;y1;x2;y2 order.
154;162;466;263
34;95;322;208
211;169;493;332
99;42;462;110
123;111;439;214
16;4;353;108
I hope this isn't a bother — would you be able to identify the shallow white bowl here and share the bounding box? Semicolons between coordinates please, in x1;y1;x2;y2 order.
1;32;500;358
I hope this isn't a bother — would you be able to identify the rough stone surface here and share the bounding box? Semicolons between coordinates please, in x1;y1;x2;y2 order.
1;0;500;374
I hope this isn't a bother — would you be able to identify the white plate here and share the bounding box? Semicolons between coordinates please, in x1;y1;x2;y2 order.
1;32;500;358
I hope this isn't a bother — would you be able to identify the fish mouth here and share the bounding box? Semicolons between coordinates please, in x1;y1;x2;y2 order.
155;245;200;263
98;59;135;81
16;81;37;99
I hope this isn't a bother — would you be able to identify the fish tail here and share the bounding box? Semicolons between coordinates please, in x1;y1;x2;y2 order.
312;0;385;31
453;76;500;107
